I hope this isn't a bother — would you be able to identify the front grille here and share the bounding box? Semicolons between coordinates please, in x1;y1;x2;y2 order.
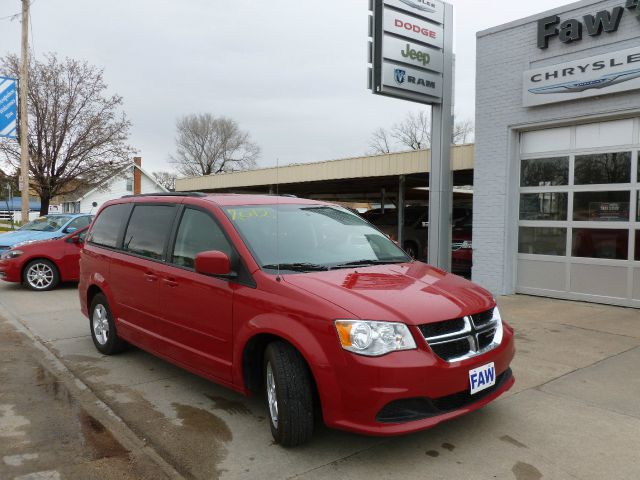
451;242;464;252
429;338;471;360
376;368;512;423
420;308;501;362
472;308;494;328
418;318;465;338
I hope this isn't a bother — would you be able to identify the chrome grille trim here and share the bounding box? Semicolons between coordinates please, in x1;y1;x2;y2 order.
421;309;503;362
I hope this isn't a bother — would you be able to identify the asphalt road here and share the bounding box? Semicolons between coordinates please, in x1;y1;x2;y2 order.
1;281;639;480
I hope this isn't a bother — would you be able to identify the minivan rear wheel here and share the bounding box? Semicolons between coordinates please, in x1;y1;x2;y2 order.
90;293;127;355
263;341;314;447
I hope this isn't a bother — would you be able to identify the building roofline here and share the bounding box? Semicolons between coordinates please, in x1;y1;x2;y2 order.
477;0;605;38
71;161;169;202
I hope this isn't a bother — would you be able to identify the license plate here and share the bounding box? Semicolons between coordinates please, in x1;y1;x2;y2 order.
469;362;496;395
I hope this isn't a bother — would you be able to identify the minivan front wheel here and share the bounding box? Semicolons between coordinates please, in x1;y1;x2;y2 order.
263;341;314;447
90;293;127;355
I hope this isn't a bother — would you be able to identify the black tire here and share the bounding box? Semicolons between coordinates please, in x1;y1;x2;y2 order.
23;259;60;291
263;341;314;447
89;293;127;355
403;242;418;259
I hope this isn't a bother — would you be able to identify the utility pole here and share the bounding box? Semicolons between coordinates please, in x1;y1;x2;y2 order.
19;0;30;224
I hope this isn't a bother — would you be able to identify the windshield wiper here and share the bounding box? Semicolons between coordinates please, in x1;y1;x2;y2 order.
330;259;405;269
261;263;330;272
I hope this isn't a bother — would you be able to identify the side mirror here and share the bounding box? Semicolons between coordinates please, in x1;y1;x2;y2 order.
71;235;84;244
195;250;232;277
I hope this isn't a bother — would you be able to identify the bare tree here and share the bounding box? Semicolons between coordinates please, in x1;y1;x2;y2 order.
169;114;260;177
368;128;392;154
369;113;475;153
452;119;474;145
0;53;135;215
391;110;431;150
152;171;177;191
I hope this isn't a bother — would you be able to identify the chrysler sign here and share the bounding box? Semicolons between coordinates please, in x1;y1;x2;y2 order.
523;46;640;106
384;0;444;24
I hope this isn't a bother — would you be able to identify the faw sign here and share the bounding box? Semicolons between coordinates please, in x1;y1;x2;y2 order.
538;1;640;49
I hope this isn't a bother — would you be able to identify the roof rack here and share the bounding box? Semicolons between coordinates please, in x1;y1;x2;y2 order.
121;192;207;199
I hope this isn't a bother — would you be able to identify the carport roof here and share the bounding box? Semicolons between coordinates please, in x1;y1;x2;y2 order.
175;145;474;195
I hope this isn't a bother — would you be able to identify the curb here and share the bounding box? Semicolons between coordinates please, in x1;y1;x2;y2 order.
0;299;186;480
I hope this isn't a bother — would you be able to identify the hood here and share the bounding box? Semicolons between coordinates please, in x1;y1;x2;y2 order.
283;262;494;325
0;230;62;249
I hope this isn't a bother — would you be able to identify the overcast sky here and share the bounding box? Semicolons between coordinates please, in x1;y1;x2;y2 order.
0;0;571;173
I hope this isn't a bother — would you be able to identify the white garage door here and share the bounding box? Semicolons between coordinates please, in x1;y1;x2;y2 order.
517;118;640;308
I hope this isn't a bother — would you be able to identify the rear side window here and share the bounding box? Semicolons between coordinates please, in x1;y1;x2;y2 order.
123;205;176;260
66;215;92;232
172;208;232;268
88;204;131;248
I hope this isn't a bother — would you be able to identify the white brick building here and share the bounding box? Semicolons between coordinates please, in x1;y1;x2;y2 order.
475;0;640;308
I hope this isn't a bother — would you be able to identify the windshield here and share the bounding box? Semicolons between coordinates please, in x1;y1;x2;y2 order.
20;215;74;232
225;205;410;272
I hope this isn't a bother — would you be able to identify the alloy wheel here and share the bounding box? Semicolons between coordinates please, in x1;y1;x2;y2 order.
26;263;54;290
266;362;279;428
92;304;110;346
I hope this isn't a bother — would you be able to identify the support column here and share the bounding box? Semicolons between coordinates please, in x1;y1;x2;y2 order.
398;175;405;246
428;2;454;271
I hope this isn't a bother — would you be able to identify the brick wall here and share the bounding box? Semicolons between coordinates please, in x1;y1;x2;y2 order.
474;0;640;294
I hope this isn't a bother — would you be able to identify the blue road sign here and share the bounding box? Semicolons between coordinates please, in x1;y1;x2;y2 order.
0;76;18;139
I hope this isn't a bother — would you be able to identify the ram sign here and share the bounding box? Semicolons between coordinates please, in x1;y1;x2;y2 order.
369;0;451;105
0;77;18;139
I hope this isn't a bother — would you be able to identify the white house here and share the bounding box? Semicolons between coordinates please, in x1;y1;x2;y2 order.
60;157;168;214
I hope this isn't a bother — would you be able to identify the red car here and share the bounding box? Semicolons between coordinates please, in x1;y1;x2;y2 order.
79;194;515;446
0;227;88;291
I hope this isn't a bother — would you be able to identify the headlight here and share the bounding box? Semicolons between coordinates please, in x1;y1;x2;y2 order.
335;320;417;357
461;240;472;250
1;250;23;260
492;306;504;346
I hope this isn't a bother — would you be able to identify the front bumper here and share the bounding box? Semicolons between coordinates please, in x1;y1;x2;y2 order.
0;259;22;283
322;325;515;436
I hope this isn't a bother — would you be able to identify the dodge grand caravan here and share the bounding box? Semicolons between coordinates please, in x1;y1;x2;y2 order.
79;193;515;447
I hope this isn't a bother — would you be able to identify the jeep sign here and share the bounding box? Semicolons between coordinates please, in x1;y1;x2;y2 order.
382;35;444;73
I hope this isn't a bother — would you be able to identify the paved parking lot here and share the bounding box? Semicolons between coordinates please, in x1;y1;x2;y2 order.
1;281;639;480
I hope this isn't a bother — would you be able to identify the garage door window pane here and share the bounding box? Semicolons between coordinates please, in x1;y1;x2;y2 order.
574;152;631;185
573;191;630;221
636;231;640;261
520;193;567;221
519;227;567;256
521;157;569;186
572;229;629;260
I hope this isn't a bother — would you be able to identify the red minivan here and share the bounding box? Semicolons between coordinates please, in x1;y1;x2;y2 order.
79;194;515;446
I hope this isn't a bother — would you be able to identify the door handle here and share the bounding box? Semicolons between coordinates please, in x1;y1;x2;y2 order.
144;272;158;282
163;278;178;288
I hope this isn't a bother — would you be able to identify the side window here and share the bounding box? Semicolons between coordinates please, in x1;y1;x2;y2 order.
66;216;91;232
172;209;232;269
77;229;88;242
88;204;131;248
123;205;176;260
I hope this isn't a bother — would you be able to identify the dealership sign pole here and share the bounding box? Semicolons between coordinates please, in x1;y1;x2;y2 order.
369;0;454;270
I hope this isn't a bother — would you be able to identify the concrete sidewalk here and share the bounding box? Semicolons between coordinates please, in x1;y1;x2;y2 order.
0;281;639;479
